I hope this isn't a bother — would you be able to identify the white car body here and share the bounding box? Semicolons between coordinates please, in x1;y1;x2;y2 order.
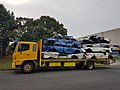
81;47;110;59
42;51;84;59
42;52;59;59
86;52;109;59
83;47;111;53
67;53;84;59
42;49;109;59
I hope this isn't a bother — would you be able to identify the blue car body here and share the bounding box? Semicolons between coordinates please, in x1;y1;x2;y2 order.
42;38;82;54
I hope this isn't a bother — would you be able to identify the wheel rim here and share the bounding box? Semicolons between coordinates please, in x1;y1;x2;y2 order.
88;63;93;69
87;61;94;70
24;64;32;72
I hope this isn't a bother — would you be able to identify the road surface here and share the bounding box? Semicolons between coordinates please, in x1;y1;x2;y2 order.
0;64;120;90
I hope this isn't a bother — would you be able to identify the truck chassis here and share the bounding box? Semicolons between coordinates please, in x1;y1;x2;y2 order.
12;58;115;73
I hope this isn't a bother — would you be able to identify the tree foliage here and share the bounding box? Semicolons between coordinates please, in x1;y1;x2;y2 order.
0;4;16;56
0;4;68;57
16;16;67;42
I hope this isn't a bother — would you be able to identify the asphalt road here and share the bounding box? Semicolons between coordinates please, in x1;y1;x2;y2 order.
0;64;120;90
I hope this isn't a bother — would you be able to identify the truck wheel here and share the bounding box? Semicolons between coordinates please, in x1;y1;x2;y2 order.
86;61;95;70
21;62;35;74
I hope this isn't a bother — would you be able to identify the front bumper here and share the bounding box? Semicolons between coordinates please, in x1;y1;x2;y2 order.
12;61;16;69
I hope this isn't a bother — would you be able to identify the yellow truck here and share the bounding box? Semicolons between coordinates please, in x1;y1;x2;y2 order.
12;39;115;73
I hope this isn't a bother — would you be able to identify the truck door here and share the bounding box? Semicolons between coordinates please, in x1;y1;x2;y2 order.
15;43;31;60
14;42;37;61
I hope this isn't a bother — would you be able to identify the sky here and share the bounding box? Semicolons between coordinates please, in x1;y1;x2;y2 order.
0;0;120;38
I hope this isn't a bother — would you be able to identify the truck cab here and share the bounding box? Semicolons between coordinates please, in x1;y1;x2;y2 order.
12;41;38;71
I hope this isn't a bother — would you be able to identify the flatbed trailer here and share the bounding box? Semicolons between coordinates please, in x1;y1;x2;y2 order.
12;39;115;73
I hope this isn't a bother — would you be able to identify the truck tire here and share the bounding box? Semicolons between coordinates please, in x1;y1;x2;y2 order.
21;62;35;74
86;61;95;70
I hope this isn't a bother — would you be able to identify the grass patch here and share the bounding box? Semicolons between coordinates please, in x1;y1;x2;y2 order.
0;55;12;70
114;57;120;60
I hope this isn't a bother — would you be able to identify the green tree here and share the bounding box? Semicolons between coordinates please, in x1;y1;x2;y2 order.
0;4;16;57
0;4;68;57
17;16;67;42
39;16;67;37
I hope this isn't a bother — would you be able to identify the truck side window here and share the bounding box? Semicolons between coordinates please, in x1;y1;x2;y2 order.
33;44;36;52
18;44;30;52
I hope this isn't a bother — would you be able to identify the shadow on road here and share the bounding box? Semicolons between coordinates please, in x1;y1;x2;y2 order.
12;66;113;74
